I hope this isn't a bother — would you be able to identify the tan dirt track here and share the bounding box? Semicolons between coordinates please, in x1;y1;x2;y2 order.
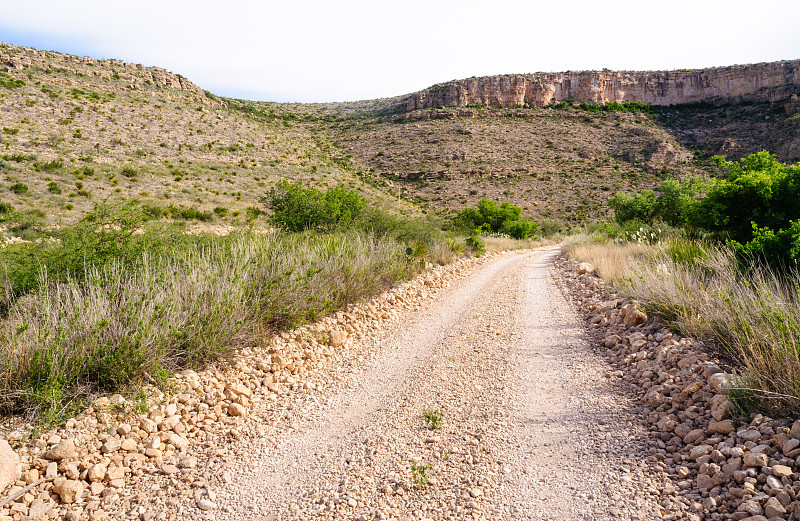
192;248;665;521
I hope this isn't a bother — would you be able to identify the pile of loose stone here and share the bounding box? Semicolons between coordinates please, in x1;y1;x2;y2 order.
0;253;501;521
556;257;800;521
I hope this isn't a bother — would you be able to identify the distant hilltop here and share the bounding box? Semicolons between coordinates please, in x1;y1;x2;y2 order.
0;42;202;94
398;60;800;112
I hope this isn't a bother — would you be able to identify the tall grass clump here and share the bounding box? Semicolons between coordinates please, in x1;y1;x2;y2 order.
563;233;647;283
0;230;412;421
622;244;800;416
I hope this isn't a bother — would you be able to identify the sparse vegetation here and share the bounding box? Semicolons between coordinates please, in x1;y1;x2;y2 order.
422;408;443;430
411;460;433;489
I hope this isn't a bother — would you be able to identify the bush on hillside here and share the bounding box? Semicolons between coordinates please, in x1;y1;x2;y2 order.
456;199;538;239
607;152;800;268
265;181;366;232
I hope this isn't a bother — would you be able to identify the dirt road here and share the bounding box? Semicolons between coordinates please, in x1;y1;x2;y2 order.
192;248;664;521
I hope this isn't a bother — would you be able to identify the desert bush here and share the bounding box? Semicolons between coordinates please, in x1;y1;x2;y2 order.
32;160;63;172
265;181;366;232
465;235;485;256
505;220;538;239
0;73;25;89
245;206;264;221
167;205;213;221
9;183;28;195
539;218;563;237
690;151;800;241
0;204;211;299
609;178;704;227
623;246;800;415
456;198;537;238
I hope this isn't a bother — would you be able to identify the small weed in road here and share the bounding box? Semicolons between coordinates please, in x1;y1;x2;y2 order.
411;461;432;489
423;409;443;430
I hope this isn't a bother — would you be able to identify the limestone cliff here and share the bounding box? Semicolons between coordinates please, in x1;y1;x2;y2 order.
400;60;800;111
0;42;202;94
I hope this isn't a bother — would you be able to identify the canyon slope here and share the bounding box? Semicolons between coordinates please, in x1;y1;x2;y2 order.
2;41;799;225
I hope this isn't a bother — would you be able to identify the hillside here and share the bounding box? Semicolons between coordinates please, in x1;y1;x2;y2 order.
0;42;400;228
2;41;799;227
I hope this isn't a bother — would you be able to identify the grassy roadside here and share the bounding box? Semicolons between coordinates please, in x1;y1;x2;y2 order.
0;226;458;425
564;235;800;416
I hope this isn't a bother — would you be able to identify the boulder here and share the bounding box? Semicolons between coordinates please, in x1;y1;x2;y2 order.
710;394;731;421
43;439;76;461
329;330;348;347
53;477;84;503
0;440;21;493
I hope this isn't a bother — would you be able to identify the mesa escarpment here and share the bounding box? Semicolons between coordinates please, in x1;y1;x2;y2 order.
399;60;800;112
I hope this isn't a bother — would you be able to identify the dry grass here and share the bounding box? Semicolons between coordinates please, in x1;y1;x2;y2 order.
565;236;800;416
0;230;416;421
624;246;800;415
563;234;646;282
482;236;557;254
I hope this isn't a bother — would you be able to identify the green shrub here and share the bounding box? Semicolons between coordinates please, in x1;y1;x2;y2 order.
466;235;485;256
245;206;264;221
608;190;656;224
610;178;704;227
456;198;532;236
0;202;13;214
213;206;228;217
0;73;25;89
1;154;35;162
47;181;61;194
504;220;538;239
167;205;213;221
539;218;563;237
736;220;800;267
265;181;365;232
9;182;28;195
120;166;137;178
32;160;63;172
690;151;800;243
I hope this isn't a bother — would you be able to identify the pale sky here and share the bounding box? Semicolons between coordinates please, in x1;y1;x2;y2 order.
2;1;800;103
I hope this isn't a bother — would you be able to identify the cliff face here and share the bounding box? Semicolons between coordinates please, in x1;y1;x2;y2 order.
401;60;800;111
0;43;202;94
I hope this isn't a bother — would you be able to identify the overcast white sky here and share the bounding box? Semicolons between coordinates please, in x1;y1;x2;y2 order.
2;1;800;103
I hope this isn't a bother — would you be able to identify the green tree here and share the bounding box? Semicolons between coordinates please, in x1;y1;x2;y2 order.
689;151;800;242
608;190;657;224
265;181;365;232
457;198;529;234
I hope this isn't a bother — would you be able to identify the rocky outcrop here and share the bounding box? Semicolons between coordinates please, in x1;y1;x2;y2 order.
0;42;202;93
400;60;800;111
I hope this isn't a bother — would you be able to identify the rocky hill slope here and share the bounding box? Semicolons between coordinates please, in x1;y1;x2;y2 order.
1;41;798;226
0;42;394;227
